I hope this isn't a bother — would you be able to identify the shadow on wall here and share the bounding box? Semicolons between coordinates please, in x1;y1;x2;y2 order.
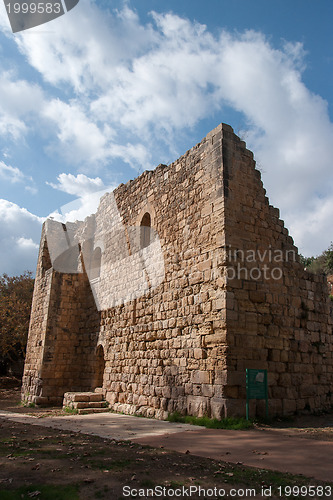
94;344;105;389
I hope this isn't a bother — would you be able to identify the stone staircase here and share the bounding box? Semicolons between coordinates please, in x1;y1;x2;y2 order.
63;388;109;414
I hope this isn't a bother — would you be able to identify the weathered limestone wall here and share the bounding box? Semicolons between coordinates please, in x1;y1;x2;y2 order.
22;125;230;415
99;125;229;419
220;125;333;416
22;123;333;418
22;226;101;405
22;229;53;403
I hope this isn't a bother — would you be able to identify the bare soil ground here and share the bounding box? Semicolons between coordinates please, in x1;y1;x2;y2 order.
1;377;333;499
258;412;333;441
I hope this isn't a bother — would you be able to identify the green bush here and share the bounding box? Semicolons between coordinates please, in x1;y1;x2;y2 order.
63;406;78;415
167;412;253;429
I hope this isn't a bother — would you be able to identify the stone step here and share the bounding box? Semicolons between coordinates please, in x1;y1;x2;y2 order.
74;401;108;409
63;391;104;406
76;393;103;403
94;387;104;394
77;407;110;415
63;391;109;414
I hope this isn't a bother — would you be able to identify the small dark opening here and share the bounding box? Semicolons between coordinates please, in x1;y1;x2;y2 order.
140;212;151;249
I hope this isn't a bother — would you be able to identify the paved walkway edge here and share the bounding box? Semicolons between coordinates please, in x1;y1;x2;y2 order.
1;411;332;482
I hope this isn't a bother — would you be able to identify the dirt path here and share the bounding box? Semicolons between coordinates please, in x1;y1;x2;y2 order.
2;416;333;500
1;378;333;499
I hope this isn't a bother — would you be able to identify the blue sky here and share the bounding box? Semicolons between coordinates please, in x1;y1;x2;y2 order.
0;0;333;275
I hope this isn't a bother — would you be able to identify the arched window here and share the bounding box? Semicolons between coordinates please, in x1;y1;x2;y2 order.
140;212;151;249
90;247;102;280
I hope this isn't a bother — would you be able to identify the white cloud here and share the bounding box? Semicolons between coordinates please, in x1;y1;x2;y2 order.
214;31;333;199
17;236;39;250
210;30;333;254
0;71;44;141
0;199;43;275
0;159;36;193
0;160;26;183
1;3;332;255
14;4;158;92
25;186;38;195
43;99;114;165
49;191;110;224
289;198;333;257
42;98;151;169
47;172;105;196
47;173;117;223
108;142;151;169
90;12;220;134
0;1;11;32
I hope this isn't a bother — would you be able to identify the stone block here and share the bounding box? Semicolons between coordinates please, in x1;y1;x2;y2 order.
75;402;90;409
226;371;244;386
204;333;224;347
223;385;239;398
138;395;148;406
210;397;226;419
282;399;297;414
89;393;104;402
214;370;227;385
187;395;210;417
224;399;247;418
191;370;211;384
202;384;214;397
249;291;266;303
34;396;49;406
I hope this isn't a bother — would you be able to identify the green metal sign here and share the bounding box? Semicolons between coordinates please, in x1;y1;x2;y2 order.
246;368;268;420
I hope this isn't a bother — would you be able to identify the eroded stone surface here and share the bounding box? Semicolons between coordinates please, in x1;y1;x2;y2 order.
21;123;333;418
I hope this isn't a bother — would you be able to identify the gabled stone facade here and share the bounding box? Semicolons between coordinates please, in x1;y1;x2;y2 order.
22;123;333;418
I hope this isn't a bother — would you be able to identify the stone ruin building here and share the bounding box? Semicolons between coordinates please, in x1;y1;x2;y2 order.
22;123;333;418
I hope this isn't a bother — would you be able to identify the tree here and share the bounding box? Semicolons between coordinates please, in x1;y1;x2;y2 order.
0;272;34;376
300;242;333;276
323;242;333;274
299;254;315;269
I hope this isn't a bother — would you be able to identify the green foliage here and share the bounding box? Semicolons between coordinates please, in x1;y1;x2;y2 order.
299;254;315;269
167;412;253;429
301;242;333;275
63;406;79;415
0;272;34;374
323;242;333;274
21;401;36;408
